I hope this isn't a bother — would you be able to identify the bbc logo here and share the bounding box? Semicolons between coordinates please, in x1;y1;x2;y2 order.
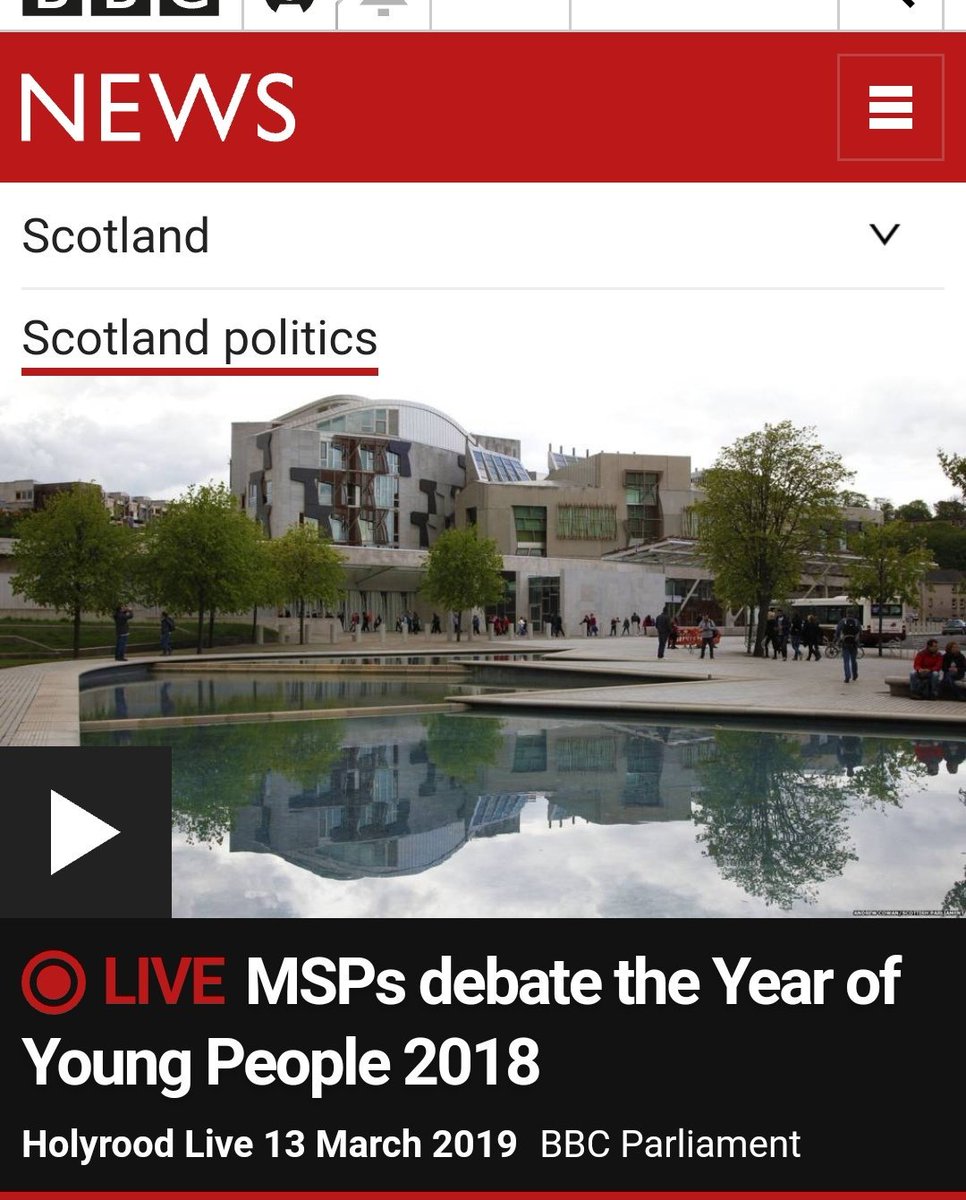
22;1;219;15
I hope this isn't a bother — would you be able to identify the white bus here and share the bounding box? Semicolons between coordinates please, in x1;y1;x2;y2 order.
785;595;910;644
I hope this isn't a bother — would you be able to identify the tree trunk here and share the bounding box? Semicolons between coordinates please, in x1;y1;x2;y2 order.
196;592;204;654
73;602;82;659
251;603;258;644
208;607;215;649
299;597;306;645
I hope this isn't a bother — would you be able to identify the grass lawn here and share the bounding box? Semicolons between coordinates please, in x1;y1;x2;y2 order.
0;618;275;669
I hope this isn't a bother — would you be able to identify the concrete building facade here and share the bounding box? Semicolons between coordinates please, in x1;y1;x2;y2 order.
230;394;702;634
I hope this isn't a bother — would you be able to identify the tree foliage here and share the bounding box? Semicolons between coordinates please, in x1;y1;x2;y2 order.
693;422;851;656
10;484;135;658
933;498;966;523
894;499;933;522
846;524;933;654
140;482;267;654
423;713;505;783
838;490;870;508
269;524;346;644
938;450;966;495
92;720;344;846
421;526;505;641
887;519;966;572
693;730;911;909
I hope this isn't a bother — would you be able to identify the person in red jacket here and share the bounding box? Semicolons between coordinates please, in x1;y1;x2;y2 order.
909;638;944;699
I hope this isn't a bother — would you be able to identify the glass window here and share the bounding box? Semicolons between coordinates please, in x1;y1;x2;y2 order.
265;479;273;504
557;506;617;540
248;482;258;509
329;515;344;542
374;475;395;508
513;506;547;554
385;451;399;476
625;471;660;542
359;448;374;471
625;471;659;505
318;481;333;506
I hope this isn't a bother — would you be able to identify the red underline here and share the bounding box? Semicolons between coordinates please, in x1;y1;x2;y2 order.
21;367;380;377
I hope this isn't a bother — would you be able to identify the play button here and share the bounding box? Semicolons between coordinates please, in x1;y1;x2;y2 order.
50;789;120;875
0;747;172;918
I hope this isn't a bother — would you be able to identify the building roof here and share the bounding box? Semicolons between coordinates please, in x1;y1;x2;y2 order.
270;393;473;439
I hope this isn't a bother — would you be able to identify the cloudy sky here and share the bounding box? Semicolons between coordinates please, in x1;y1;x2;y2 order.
5;183;963;509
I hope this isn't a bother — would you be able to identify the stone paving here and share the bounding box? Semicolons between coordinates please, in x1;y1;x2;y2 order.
1;632;964;747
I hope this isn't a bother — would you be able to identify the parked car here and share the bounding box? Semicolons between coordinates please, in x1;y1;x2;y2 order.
941;618;966;636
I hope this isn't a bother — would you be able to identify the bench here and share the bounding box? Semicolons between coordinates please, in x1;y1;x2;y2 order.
885;675;966;699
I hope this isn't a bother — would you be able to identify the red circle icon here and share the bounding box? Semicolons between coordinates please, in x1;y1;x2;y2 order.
21;950;86;1014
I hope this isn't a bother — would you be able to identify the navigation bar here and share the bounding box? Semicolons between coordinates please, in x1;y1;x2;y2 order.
4;0;966;32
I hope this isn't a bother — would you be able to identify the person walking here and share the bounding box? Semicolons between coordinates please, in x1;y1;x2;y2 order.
803;613;822;661
621;616;631;636
764;609;780;659
631;611;641;635
698;613;717;659
655;608;671;658
113;602;133;661
159;610;175;656
775;610;789;660
668;618;679;649
789;612;804;660
835;609;862;683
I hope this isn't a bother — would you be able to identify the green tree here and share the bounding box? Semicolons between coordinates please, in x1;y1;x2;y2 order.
938;450;966;494
889;519;966;572
693;422;851;656
421;526;505;642
141;482;267;654
894;499;933;522
10;484;134;658
693;730;910;909
423;713;505;782
933;498;966;523
270;524;346;644
92;720;344;846
838;490;871;508
846;524;933;655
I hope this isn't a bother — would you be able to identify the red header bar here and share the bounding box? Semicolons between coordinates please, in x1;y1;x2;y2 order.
4;32;964;182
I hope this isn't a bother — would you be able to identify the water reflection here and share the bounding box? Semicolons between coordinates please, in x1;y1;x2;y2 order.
82;715;966;917
80;674;519;720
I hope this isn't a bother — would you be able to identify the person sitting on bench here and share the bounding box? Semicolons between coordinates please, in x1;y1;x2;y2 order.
941;640;966;700
909;639;944;699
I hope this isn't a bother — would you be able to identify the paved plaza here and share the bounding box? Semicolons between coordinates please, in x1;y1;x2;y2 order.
2;631;964;746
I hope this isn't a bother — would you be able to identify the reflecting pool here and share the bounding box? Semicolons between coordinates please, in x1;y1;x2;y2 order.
82;714;966;918
79;673;528;720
